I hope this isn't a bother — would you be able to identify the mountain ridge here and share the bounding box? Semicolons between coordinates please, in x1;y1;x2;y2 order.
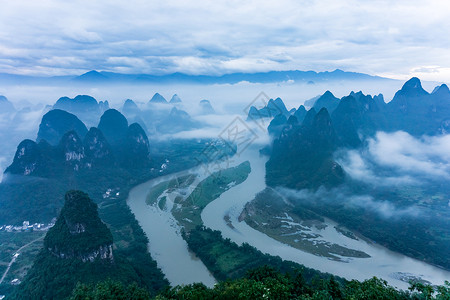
0;69;400;85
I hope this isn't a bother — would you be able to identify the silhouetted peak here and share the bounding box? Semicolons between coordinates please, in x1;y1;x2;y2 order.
0;95;15;112
431;84;450;97
54;95;99;114
98;109;128;145
269;97;288;113
37;109;88;145
302;107;317;128
199;99;215;114
122;99;140;116
149;93;168;104
76;70;109;81
322;90;335;98
122;123;150;168
170;94;182;103
169;106;190;118
400;77;428;96
294;105;307;123
402;77;422;89
313;91;340;113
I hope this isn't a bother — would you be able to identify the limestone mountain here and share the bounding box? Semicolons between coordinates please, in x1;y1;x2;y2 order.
53;95;101;115
148;92;168;104
74;70;109;82
303;94;321;109
386;77;450;135
45;190;113;261
58;131;85;171
267;114;288;137
312;90;340;113
122;123;151;168
247;97;289;120
266;108;345;190
98;100;110;113
4;139;43;176
37;109;88;145
9;191;134;300
169;94;182;104
157;107;199;134
83;127;114;167
330;91;389;147
53;95;106;127
293;105;307;124
122;99;141;116
199;99;215;114
97;109;128;146
0;95;15;113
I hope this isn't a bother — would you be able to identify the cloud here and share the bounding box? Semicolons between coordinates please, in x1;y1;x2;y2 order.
337;131;450;186
336;149;416;186
0;1;450;80
277;186;422;219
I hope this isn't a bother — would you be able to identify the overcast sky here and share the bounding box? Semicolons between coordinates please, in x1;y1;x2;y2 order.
1;0;450;81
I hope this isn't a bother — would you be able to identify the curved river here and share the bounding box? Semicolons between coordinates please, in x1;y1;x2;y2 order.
128;146;450;289
127;168;216;287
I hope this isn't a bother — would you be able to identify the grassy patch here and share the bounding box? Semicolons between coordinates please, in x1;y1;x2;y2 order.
0;231;45;283
172;161;251;231
146;181;170;206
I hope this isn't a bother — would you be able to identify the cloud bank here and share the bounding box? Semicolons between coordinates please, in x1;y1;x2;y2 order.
277;186;422;219
337;131;450;185
1;1;450;81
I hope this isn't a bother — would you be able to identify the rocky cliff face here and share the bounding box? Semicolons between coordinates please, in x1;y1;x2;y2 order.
83;127;114;167
59;131;85;171
44;190;114;262
122;123;151;168
5;139;42;176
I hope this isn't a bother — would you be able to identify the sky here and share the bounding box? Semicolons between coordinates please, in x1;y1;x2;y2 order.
1;0;450;81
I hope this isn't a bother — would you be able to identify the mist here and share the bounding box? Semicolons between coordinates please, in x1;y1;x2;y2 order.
337;131;450;185
0;78;445;183
277;186;423;220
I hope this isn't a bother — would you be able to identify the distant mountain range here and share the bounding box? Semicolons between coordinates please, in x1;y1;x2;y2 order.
0;69;396;85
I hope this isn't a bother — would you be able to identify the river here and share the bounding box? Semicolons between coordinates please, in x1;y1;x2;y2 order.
128;146;450;289
127;168;216;287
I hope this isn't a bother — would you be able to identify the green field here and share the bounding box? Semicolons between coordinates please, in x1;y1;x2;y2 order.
171;161;251;231
0;231;45;284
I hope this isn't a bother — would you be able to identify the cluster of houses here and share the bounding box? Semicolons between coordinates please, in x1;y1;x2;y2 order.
102;188;120;199
0;220;55;232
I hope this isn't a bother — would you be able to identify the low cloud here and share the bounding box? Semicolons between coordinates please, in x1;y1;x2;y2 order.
277;186;422;219
337;131;450;185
